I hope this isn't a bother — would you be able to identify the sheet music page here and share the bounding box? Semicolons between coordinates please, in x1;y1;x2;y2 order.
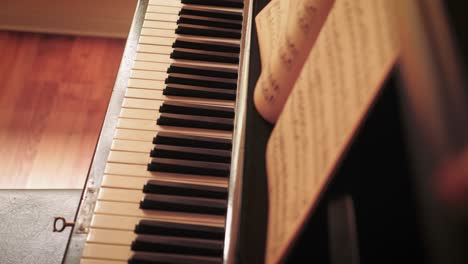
264;0;399;263
254;0;334;124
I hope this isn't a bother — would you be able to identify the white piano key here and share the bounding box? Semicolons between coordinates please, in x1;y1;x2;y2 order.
93;200;224;226
108;150;149;165
101;174;228;191
82;244;132;261
140;26;241;45
146;5;181;15
137;43;174;54
81;259;126;264
120;107;159;120
144;12;179;22
87;228;136;246
149;0;182;8
111;139;154;153
104;163;229;185
148;0;243;13
141;28;176;39
101;175;150;190
117;117;233;138
131;69;168;80
98;188;143;203
136;51;238;69
124;89;235;108
114;128;156;142
132;61;169;72
135;52;172;64
128;78;166;89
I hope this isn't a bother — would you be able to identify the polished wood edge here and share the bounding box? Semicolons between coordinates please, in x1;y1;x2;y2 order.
61;1;148;263
223;0;253;263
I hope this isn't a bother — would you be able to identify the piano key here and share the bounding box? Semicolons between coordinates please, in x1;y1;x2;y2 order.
175;25;241;39
124;89;235;107
108;151;149;165
143;179;228;199
90;214;222;232
181;0;244;9
120;108;158;120
163;86;236;101
157;113;234;131
136;51;238;69
148;158;230;177
111;139;154;153
81;259;126;264
159;102;235;118
98;188;143;203
102;174;228;191
118;117;233;138
132;69;236;84
105;163;230;185
146;5;181;15
128;78;166;90
177;17;241;30
173;39;240;53
135;219;225;240
114;128;157;142
137;43;174;55
165;75;237;89
133;61;169;72
149;0;243;13
167;65;238;79
143;20;178;30
82;244;132;261
179;8;242;21
139;194;227;215
150;145;231;163
131;234;223;256
129;251;222;264
144;12;179;23
87;228;136;246
153;132;232;150
94;200;224;226
140;27;240;45
170;50;239;64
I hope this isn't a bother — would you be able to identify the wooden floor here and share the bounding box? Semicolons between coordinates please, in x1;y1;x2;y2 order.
0;31;125;189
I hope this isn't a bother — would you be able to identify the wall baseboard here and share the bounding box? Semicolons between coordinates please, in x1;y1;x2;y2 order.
0;0;137;38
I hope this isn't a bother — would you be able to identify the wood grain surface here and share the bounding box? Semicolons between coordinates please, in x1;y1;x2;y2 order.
0;31;125;189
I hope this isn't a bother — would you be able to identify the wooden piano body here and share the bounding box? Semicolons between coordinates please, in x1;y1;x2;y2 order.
62;0;468;263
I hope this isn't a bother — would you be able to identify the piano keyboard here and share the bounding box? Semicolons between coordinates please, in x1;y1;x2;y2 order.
81;0;246;263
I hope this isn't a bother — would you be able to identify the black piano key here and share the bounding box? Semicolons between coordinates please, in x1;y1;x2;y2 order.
173;40;240;53
167;65;238;79
177;17;242;30
179;8;243;21
147;159;230;177
181;0;244;9
143;180;228;199
157;113;234;131
135;220;225;240
171;50;239;64
131;235;223;257
159;102;235;118
176;26;241;39
164;86;236;101
165;75;237;89
150;146;231;163
153;133;232;150
140;194;227;215
129;251;222;264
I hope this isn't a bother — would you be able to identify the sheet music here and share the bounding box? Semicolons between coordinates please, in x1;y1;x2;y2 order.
254;0;334;123
263;0;399;263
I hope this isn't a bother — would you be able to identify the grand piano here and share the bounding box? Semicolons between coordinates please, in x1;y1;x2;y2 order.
60;0;468;263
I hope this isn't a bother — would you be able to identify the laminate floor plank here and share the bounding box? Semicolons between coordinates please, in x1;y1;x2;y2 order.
0;31;125;189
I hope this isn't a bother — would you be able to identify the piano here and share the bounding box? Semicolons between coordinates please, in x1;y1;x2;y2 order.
60;0;468;263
